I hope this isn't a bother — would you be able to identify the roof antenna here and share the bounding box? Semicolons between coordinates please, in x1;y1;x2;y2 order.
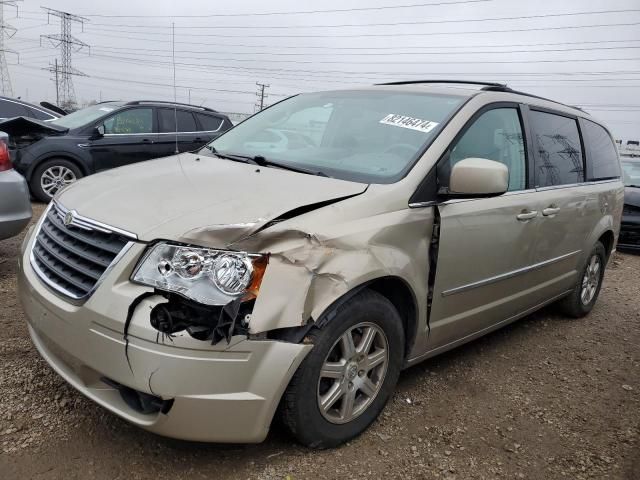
172;22;178;155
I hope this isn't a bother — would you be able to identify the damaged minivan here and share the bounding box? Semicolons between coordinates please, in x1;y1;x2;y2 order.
18;81;623;448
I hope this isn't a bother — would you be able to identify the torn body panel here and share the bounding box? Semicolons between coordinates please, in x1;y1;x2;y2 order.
182;195;438;360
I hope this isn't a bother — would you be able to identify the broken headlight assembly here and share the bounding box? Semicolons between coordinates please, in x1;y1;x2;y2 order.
131;243;268;305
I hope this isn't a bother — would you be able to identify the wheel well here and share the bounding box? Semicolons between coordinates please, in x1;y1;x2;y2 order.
29;155;88;181
598;230;615;258
366;277;418;360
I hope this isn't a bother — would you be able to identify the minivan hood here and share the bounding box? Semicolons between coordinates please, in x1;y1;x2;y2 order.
57;153;368;245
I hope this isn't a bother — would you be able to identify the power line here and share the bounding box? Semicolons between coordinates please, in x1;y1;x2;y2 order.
85;44;640;59
73;52;640;83
81;20;640;38
85;45;640;61
82;8;640;30
14;33;635;51
56;37;640;52
85;50;640;66
67;0;494;18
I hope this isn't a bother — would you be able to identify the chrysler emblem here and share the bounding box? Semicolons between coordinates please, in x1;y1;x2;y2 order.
63;211;75;226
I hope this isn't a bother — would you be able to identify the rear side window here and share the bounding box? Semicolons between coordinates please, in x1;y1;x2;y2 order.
443;108;526;191
0;99;30;118
196;113;223;131
158;109;197;133
530;110;584;187
581;120;620;180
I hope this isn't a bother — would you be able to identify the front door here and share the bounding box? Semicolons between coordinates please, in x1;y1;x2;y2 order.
89;107;157;171
428;106;542;349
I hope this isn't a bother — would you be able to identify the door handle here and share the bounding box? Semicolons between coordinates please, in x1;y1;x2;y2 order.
194;137;203;142
516;210;538;221
142;138;153;144
542;207;561;216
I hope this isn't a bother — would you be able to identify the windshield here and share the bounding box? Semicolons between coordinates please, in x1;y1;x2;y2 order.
202;90;465;183
622;158;640;187
51;103;121;130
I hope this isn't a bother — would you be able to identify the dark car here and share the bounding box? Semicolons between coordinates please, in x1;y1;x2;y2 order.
0;100;233;202
620;157;640;251
0;96;61;122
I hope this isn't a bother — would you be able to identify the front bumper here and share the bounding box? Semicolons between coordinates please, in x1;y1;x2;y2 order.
0;169;31;240
618;214;640;251
18;231;311;443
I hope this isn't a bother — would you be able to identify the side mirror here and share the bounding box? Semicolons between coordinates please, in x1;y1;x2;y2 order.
92;125;105;138
449;157;508;197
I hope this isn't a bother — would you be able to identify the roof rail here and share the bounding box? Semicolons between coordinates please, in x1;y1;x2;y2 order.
376;79;508;88
480;85;588;114
125;100;218;113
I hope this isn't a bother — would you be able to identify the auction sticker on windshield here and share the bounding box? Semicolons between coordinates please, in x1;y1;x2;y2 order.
379;114;439;133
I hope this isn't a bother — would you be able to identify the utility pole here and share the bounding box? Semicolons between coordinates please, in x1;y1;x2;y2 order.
0;1;21;97
255;82;269;112
40;7;89;110
53;58;59;105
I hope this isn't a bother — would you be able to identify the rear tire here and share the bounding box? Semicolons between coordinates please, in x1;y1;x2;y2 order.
30;158;83;203
281;290;404;448
558;241;606;318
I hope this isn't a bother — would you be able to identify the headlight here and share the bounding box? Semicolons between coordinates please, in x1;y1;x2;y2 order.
132;242;268;305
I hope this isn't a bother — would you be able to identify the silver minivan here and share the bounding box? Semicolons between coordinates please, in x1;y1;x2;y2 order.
17;81;624;448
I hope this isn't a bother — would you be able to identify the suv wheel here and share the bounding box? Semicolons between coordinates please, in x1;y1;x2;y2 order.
559;241;606;318
31;159;83;203
281;290;404;448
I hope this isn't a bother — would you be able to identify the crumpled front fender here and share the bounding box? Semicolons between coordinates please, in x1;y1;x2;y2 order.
221;206;435;334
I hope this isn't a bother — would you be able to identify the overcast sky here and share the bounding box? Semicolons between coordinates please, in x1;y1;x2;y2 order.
5;0;640;139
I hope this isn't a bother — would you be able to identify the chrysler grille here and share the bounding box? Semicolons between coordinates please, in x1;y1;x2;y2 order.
30;203;134;300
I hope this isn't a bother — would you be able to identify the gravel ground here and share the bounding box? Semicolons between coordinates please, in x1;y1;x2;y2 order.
0;203;638;479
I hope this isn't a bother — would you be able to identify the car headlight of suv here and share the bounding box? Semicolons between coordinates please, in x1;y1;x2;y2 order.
132;242;268;305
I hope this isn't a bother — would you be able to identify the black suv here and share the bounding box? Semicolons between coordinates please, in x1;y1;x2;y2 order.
0;96;61;122
0;100;233;201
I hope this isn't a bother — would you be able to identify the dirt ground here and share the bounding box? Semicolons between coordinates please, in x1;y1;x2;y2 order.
0;203;638;480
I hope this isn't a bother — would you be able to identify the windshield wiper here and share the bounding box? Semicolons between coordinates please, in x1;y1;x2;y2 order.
209;149;331;177
205;146;262;166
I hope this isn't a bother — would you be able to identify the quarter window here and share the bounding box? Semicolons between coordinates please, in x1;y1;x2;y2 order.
582;120;620;181
530;110;584;187
195;113;223;131
103;108;153;134
444;108;526;191
158;109;197;133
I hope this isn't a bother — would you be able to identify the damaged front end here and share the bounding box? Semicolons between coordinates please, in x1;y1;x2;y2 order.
127;242;270;350
0;116;68;148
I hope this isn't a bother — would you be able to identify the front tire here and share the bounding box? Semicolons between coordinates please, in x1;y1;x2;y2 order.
282;290;404;448
30;159;83;203
559;241;607;318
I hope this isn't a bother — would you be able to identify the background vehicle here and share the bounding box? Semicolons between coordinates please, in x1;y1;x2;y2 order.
18;82;623;448
0;100;233;202
0;96;61;122
0;132;31;240
620;158;640;250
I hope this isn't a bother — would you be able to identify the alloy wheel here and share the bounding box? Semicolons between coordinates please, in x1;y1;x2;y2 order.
580;254;601;305
317;322;389;425
41;165;77;198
